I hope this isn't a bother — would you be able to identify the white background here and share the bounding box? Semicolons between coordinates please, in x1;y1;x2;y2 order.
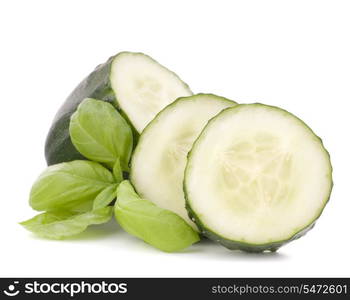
0;0;349;277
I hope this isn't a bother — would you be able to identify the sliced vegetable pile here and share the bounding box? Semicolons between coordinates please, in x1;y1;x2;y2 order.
21;52;333;253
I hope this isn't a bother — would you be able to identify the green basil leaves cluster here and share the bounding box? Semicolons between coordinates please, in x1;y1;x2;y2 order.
21;98;199;252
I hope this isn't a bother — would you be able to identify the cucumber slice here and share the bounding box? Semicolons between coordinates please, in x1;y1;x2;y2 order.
110;52;192;133
185;104;333;252
130;94;236;228
45;52;191;165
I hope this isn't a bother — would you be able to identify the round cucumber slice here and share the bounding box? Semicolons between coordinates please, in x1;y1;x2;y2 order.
185;104;333;252
110;52;192;133
131;94;237;229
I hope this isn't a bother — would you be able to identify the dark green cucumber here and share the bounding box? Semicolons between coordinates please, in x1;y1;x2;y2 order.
45;52;192;165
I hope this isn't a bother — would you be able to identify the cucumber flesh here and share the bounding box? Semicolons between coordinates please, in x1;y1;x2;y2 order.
185;104;332;251
131;94;236;228
110;52;192;133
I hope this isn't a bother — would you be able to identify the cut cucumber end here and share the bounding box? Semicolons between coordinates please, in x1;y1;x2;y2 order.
110;52;193;133
185;103;333;251
131;94;237;230
46;52;191;166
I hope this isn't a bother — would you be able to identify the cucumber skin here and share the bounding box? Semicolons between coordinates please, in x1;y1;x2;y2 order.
45;56;116;165
184;103;333;253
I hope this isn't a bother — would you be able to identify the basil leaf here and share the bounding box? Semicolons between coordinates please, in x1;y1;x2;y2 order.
113;158;123;183
114;180;200;252
93;184;118;210
30;160;115;212
20;207;113;240
69;98;133;171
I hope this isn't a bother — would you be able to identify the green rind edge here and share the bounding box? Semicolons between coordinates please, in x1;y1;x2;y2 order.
184;103;333;253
